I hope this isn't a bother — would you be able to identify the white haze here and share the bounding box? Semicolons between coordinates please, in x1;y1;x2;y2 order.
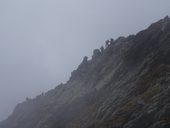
0;0;170;121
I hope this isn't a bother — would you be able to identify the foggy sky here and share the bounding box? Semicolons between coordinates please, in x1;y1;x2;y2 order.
0;0;170;121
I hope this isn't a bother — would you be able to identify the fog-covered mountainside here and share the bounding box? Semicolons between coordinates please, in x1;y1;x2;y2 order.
1;16;170;128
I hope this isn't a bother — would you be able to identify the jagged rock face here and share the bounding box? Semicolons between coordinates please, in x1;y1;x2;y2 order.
1;16;170;128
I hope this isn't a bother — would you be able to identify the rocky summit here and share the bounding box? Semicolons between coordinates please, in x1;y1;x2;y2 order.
1;16;170;128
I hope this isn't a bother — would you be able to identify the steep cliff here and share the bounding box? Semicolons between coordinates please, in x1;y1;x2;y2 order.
1;16;170;128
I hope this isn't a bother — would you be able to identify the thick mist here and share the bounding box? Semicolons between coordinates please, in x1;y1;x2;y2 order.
0;0;170;121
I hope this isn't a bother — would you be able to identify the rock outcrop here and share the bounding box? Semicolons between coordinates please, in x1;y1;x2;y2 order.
0;16;170;128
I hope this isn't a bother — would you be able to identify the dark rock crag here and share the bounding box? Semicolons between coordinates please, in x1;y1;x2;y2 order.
1;16;170;128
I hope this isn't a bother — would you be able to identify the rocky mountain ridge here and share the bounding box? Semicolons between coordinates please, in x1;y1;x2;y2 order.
0;16;170;128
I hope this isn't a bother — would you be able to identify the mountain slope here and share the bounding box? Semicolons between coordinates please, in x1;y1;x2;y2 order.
1;16;170;128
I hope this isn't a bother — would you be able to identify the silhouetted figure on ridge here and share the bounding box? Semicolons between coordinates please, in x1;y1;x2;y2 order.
82;56;88;64
105;40;110;48
100;46;104;53
92;49;101;59
110;38;114;44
